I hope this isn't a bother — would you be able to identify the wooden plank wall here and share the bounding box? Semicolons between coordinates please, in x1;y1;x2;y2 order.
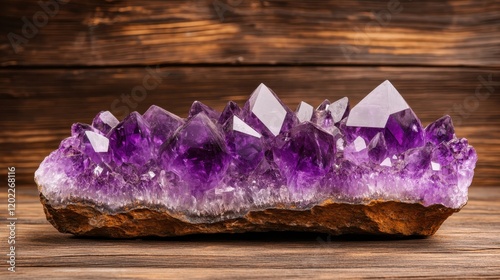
1;0;499;187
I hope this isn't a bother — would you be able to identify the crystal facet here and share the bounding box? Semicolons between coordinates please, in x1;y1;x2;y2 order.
92;111;119;134
243;83;298;137
295;101;314;123
108;112;152;165
346;80;425;154
35;80;478;238
189;101;220;120
161;113;229;193
143;105;184;148
425;115;455;145
224;115;264;174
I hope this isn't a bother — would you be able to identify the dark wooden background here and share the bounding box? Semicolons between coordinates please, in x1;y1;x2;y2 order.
1;0;499;187
1;1;500;278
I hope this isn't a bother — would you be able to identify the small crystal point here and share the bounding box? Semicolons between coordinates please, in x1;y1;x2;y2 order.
143;105;184;147
108;112;152;165
317;99;331;110
92;111;119;134
243;83;298;137
188;101;220;120
425;115;455;145
296;101;314;123
162;113;229;192
346;80;424;154
328;97;349;123
71;123;96;137
219;101;242;125
313;97;350;135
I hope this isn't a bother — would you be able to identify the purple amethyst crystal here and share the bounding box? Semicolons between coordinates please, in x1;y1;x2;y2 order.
35;80;477;222
223;115;264;174
143;105;184;148
346;81;425;155
161;113;230;194
189;101;220;121
219;101;242;125
425;115;455;145
108;112;152;166
295;101;314;123
92;111;119;134
243;83;298;138
273;122;335;194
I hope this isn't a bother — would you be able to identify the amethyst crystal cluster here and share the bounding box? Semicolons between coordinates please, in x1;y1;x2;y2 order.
35;81;477;221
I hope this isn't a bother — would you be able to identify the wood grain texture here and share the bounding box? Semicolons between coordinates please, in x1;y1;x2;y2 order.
1;66;499;186
1;0;499;66
1;187;499;278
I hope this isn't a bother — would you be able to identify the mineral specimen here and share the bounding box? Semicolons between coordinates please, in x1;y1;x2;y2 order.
35;81;477;238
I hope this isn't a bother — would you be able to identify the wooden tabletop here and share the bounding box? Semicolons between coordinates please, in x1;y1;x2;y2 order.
0;186;499;278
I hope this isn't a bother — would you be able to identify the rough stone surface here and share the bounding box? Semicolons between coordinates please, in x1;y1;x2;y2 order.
35;81;477;238
40;194;456;238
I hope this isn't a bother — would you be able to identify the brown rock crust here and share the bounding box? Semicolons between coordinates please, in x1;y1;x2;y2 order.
40;194;458;238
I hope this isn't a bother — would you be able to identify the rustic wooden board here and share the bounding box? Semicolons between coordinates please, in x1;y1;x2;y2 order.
1;187;499;278
1;66;498;186
1;0;499;66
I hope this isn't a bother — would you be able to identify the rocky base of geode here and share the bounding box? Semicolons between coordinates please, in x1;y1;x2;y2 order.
40;194;458;238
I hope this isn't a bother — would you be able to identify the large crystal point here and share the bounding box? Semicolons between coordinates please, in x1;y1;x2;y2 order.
161;113;229;192
243;83;298;137
143;105;184;147
346;80;425;154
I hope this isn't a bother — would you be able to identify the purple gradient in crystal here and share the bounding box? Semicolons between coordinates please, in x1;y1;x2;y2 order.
273;122;335;188
243;83;298;137
425;115;455;145
219;101;242;125
92;111;119;134
143;105;184;148
343;136;368;165
432;142;454;167
71;123;96;137
224;116;264;174
403;143;432;176
108;112;152;166
346;81;424;154
189;101;220;120
368;132;388;164
161;113;229;193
